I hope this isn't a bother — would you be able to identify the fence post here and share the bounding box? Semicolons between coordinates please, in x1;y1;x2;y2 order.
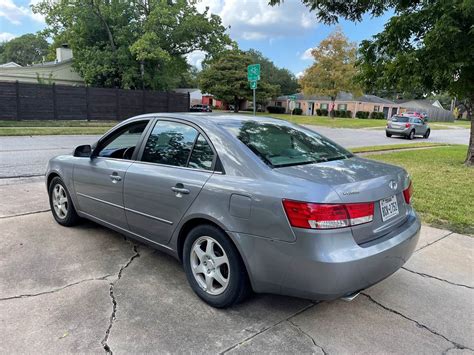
85;86;90;121
15;80;20;121
142;89;146;113
187;92;190;112
167;91;171;112
52;83;58;120
116;87;120;120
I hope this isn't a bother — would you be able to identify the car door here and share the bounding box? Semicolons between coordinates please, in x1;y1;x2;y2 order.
123;119;216;245
412;118;424;135
73;119;151;229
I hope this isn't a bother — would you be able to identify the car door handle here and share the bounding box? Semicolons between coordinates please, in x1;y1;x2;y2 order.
171;184;190;195
109;174;122;183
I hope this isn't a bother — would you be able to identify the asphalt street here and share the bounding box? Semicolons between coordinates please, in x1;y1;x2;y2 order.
0;179;472;353
0;126;470;178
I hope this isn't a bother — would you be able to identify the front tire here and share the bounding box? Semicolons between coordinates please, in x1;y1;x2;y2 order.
48;177;80;226
424;129;430;139
183;224;250;308
386;132;392;137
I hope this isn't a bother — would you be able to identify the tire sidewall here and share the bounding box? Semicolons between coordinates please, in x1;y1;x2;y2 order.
408;130;415;140
48;177;77;226
425;129;430;138
183;225;246;308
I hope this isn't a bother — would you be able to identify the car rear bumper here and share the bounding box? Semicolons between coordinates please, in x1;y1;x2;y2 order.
386;128;411;136
231;210;420;300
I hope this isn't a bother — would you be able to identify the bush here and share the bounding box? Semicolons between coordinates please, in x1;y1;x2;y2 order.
356;111;370;119
370;111;386;119
345;110;353;118
292;108;303;115
333;110;341;117
316;108;322;116
320;109;329;116
267;106;286;114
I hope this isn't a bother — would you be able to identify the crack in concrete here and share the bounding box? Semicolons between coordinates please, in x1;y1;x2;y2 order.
219;302;316;354
287;319;328;354
0;275;112;301
101;244;140;355
0;209;50;219
362;293;473;352
415;232;453;253
402;267;473;289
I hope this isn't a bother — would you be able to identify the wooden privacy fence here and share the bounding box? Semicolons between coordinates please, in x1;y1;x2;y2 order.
0;81;190;121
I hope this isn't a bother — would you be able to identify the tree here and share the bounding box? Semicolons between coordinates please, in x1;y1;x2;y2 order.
246;49;299;95
0;33;49;66
270;0;474;165
299;28;360;117
199;50;279;112
33;0;231;90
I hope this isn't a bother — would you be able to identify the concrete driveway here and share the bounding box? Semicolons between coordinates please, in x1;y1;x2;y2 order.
1;178;472;354
0;125;469;178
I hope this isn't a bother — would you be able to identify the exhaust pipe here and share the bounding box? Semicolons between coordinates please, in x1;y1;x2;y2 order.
340;291;360;302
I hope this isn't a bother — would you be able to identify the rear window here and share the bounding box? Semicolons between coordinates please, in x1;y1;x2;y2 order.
391;116;409;122
221;120;353;168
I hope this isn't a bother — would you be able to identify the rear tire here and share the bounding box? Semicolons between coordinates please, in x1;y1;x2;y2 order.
48;176;80;226
424;129;430;139
183;224;250;308
407;130;415;140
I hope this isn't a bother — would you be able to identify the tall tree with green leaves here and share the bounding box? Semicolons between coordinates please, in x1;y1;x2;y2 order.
33;0;231;90
270;0;474;165
246;49;299;95
0;33;49;66
199;50;279;112
299;28;360;117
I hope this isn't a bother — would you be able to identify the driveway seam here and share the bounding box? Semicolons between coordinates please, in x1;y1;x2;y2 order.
101;243;140;355
415;232;453;253
0;209;50;219
287;319;328;354
401;267;473;289
0;275;112;301
361;293;472;351
219;302;316;354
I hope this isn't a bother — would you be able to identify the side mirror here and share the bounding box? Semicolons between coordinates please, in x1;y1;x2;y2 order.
73;144;92;157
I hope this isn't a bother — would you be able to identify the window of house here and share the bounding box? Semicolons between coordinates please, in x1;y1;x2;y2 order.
337;104;347;111
320;103;328;110
276;101;282;107
374;105;380;112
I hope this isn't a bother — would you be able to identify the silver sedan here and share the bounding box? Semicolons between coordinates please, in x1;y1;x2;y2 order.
386;115;431;139
46;114;420;308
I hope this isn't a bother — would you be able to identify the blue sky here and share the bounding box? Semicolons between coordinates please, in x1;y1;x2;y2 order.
1;0;392;76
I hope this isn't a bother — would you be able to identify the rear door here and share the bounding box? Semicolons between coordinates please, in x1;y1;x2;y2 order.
123;119;216;245
73;120;150;229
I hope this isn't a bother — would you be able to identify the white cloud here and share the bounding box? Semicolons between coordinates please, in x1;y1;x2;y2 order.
185;50;207;70
300;47;313;60
0;0;44;25
296;71;304;78
0;32;16;41
196;0;318;41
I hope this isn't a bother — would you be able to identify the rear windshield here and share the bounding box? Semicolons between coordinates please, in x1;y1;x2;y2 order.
221;120;353;168
391;116;409;122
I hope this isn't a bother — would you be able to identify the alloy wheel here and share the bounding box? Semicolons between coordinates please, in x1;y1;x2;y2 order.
190;236;230;295
52;184;68;219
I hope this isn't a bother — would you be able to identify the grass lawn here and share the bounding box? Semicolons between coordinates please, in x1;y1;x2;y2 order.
351;142;448;154
0;120;116;136
366;145;473;235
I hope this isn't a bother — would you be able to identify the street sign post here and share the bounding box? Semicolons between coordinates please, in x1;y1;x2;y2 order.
248;64;260;116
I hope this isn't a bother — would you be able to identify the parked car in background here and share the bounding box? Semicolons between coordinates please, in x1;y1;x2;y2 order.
46;114;420;308
386;115;431;139
190;104;212;112
402;111;428;120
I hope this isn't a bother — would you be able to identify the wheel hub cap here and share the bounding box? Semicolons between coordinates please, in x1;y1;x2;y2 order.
52;184;68;219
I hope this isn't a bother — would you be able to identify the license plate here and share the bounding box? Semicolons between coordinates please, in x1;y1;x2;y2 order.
380;195;399;222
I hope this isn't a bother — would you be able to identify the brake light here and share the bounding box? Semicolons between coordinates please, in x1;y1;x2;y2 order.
405;123;411;128
403;181;413;204
282;200;374;229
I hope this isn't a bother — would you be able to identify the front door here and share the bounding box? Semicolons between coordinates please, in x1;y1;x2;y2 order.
124;120;215;245
73;120;150;229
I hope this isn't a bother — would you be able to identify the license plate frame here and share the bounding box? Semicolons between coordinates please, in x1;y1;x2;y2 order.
380;195;399;222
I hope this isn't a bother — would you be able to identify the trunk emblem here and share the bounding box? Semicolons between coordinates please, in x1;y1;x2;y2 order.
389;180;398;190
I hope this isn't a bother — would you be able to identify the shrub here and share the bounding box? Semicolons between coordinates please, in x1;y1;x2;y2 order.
370;111;386;119
320;109;329;116
356;111;370;119
345;110;353;118
316;108;322;116
292;108;303;115
267;106;286;114
333;110;340;117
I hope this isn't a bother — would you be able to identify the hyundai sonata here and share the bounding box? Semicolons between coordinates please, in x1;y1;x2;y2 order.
46;114;420;308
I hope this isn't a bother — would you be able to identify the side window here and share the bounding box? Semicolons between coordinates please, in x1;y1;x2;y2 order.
97;121;148;159
188;134;214;170
142;121;198;167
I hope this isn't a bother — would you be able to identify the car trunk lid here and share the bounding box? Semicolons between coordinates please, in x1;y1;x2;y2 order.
275;157;410;244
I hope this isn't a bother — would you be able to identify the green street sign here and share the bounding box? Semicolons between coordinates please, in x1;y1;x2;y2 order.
249;80;257;89
247;64;260;81
288;94;297;101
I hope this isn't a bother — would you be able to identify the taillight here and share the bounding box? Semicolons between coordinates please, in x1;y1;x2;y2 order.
405;123;411;128
282;200;374;230
403;181;413;204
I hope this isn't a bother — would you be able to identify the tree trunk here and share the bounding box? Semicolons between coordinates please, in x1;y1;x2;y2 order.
465;116;473;166
233;95;239;113
330;97;335;119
